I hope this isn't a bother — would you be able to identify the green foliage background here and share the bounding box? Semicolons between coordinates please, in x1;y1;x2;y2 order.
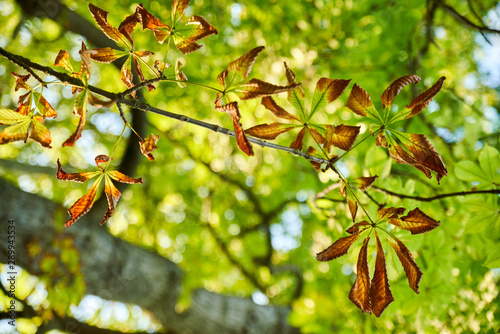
0;0;499;332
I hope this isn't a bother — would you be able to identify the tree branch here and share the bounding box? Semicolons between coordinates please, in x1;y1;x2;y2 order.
373;186;500;202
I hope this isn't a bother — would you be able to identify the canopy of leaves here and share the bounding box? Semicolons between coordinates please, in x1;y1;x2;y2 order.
0;0;499;333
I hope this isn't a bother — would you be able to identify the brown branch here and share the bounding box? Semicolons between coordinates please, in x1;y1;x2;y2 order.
373;186;500;202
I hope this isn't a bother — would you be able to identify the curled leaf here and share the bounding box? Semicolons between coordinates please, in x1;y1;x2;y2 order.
324;124;360;152
381;74;421;109
139;133;160;161
404;134;447;184
175;61;188;88
405;76;446;119
172;0;190;22
135;4;170;31
377;207;406;221
390;208;440;234
376;131;388;148
65;175;103;228
89;3;130;48
388;141;432;180
390;236;423;294
54;50;73;72
218;46;265;90
346;221;371;235
56;159;99;183
316;233;361;261
290;127;306;151
371;231;394;317
102;175;122;225
215;102;254;156
349;237;372;313
306;146;322;171
173;15;218;54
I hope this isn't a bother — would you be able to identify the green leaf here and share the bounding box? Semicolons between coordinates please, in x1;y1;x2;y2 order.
484;245;500;269
309;78;350;121
479;145;500;184
455;161;491;183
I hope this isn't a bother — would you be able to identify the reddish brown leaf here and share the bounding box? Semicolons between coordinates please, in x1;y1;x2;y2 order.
172;15;218;54
63;90;87;147
12;72;30;91
95;154;110;167
381;74;421;109
121;59;134;93
316;233;361;261
87;48;128;63
310;78;351;117
29;117;52;148
261;96;300;121
107;170;143;184
404;134;447;184
33;92;57;118
290;127;306;151
345;84;374;117
390;208;440;234
388;141;432;179
406;77;446;119
245;122;296;140
324;124;360;152
175;61;188;88
355;175;378;191
56;159;99;183
346;221;371;235
101;175;121;225
339;184;358;222
371;231;394;317
135;4;170;31
215;102;254;156
377;207;406;221
88;93;115;108
218;46;265;89
349;237;372;313
118;12;140;47
89;3;130;48
65;176;102;228
390;236;423;294
139;133;159;161
306;146;322;171
235;78;299;100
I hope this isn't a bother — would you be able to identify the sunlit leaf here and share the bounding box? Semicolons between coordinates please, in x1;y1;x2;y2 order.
290;127;306;151
173;16;218;55
371;231;394;317
121;57;134;92
306;146;322;171
139;133;159;161
389;208;440;234
390;236;423;294
65;175;103;228
0;119;30;145
245;122;297;140
261;96;301;121
479;145;500;184
172;0;190;23
101;175;121;225
88;93;115;108
218;46;265;90
349;237;372;313
135;4;170;31
12;72;30;91
118;12;140;47
54;50;73;72
404;76;445;119
346;221;371;235
32;92;57;118
215;102;254;156
56;159;100;183
388;140;432;180
484;245;500;269
175;61;188;88
376;131;388;148
87;47;128;63
89;3;130;49
324;124;360;152
316;233;361;261
345;84;380;120
29;117;53;148
0;109;52;148
63;90;88;147
381;74;421;109
0;108;29;125
107;170;143;184
339;183;358;222
310;78;351;119
235;78;300;100
353;175;378;191
309;127;325;144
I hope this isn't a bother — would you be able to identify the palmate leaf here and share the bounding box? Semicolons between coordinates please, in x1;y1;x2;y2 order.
309;78;351;120
12;73;57;119
316;233;361;261
172;16;218;54
57;155;142;227
381;74;421;110
390;236;423;294
349;237;372;313
389;208;440;234
0;109;52;148
215;102;253;156
371;231;394;317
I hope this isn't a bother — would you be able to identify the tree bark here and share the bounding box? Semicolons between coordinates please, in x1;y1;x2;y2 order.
0;179;299;334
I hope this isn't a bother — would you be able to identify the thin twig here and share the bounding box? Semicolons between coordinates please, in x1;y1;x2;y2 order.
373;186;500;202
